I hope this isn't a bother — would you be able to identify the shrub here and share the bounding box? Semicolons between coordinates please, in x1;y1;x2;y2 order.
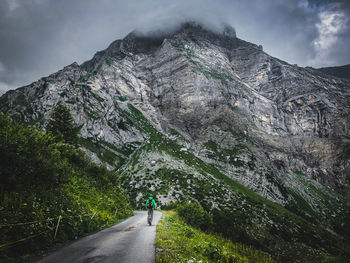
177;202;213;231
0;113;132;262
159;202;178;210
46;104;80;146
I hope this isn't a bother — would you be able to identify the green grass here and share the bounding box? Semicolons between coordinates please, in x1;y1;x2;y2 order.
79;137;142;169
105;58;113;66
168;39;186;51
227;128;249;142
99;140;140;156
77;71;95;83
170;128;189;142
285;187;318;221
118;96;128;102
78;137;128;168
156;211;277;263
168;39;235;82
203;140;249;167
89;91;104;103
83;107;100;120
285;171;350;238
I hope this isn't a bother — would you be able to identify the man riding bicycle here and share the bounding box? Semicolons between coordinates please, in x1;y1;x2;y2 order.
145;196;157;225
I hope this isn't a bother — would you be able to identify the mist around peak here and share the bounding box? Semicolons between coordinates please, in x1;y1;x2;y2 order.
130;19;236;39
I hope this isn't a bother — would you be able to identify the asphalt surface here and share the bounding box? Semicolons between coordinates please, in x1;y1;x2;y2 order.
36;211;162;263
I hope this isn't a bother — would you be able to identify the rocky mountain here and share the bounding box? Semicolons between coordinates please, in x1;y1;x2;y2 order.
314;64;350;80
1;22;350;261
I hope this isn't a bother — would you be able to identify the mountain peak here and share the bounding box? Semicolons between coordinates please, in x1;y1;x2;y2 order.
173;21;236;38
112;21;238;56
126;21;236;41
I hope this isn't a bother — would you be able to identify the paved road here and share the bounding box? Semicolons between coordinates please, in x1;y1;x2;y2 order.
37;211;162;263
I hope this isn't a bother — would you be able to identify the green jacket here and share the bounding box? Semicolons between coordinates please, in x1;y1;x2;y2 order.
145;198;157;209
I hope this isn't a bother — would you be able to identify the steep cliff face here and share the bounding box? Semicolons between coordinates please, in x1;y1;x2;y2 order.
1;23;350;201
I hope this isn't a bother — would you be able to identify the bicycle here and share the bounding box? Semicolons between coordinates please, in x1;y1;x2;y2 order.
147;208;153;226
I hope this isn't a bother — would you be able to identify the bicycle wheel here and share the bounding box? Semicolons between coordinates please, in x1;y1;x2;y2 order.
147;210;152;225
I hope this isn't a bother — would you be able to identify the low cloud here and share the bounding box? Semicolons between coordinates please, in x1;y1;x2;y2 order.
314;11;347;50
310;9;349;66
0;81;14;95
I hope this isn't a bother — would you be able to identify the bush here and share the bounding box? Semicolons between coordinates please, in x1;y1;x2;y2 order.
0;113;133;262
159;202;178;210
46;104;80;146
177;202;213;231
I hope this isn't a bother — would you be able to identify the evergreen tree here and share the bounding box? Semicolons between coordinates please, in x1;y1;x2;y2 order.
46;104;80;145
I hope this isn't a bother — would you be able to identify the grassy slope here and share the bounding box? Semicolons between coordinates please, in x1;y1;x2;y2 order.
156;210;277;263
0;114;133;263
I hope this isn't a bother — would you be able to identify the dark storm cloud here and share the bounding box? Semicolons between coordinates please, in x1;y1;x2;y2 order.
0;0;349;94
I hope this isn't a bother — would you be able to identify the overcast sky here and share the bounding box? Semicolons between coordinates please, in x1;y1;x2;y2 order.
1;0;350;94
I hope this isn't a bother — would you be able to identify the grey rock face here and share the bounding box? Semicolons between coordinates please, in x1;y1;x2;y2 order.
314;64;350;80
1;22;350;203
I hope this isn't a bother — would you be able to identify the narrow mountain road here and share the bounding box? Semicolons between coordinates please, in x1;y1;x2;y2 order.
36;211;162;263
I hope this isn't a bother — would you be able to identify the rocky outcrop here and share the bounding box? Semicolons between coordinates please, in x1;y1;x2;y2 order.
1;22;350;203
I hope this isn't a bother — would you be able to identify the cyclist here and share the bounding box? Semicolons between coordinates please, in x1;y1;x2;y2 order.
145;196;157;225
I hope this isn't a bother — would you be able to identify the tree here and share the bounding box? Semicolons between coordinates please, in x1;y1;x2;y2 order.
46;104;80;146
